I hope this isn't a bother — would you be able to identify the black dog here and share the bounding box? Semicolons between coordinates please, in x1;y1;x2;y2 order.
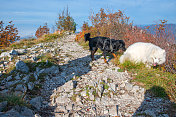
84;33;126;63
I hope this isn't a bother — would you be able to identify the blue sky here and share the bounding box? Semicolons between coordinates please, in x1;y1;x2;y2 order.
0;0;176;37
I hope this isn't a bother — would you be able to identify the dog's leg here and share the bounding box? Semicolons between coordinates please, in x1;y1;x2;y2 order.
102;52;108;64
112;53;117;58
91;51;95;61
91;48;98;61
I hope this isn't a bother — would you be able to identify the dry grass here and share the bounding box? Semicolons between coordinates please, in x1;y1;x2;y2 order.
8;33;63;50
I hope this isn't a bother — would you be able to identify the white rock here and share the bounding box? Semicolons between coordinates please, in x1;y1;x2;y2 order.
109;83;116;92
89;94;94;100
35;114;41;117
109;105;118;116
55;94;70;104
119;90;125;94
131;85;140;92
66;103;73;111
16;49;27;54
120;82;125;88
0;52;10;58
125;83;133;91
81;90;87;97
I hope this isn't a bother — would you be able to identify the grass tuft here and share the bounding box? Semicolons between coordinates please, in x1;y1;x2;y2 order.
0;94;28;111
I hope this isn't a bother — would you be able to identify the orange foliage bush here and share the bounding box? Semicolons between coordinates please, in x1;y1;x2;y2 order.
0;21;20;48
75;31;85;42
35;23;50;38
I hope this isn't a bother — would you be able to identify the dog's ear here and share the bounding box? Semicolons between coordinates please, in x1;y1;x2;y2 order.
84;33;90;37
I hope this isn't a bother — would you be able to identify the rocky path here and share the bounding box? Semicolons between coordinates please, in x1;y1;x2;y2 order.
0;34;174;117
39;34;173;117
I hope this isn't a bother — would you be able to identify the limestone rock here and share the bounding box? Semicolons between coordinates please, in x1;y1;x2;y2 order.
30;96;43;110
6;75;13;81
15;84;27;93
10;49;18;55
28;82;34;90
125;83;133;91
0;52;10;58
16;60;29;73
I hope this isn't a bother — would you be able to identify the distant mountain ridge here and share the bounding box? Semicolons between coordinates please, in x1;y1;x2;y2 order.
138;24;176;40
138;24;176;34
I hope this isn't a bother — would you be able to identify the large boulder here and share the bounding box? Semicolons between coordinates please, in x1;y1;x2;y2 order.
16;61;29;73
16;49;27;54
15;84;27;93
0;106;34;117
30;96;43;110
10;49;18;56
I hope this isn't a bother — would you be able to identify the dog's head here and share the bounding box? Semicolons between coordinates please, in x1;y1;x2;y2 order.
118;40;126;51
151;49;166;66
84;33;90;42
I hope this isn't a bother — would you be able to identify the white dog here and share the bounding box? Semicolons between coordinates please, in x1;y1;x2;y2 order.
120;42;166;67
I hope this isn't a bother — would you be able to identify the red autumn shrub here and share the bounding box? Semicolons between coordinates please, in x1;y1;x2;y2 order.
35;23;50;38
0;21;20;48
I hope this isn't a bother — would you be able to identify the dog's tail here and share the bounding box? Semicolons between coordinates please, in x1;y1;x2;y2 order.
84;33;90;42
119;53;130;63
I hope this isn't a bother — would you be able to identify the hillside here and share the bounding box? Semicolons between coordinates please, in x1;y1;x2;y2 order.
0;33;175;116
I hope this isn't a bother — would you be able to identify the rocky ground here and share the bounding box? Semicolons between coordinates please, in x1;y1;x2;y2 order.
0;34;175;117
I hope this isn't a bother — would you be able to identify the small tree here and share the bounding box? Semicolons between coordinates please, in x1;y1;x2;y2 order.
56;7;76;33
0;21;20;48
35;23;50;38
